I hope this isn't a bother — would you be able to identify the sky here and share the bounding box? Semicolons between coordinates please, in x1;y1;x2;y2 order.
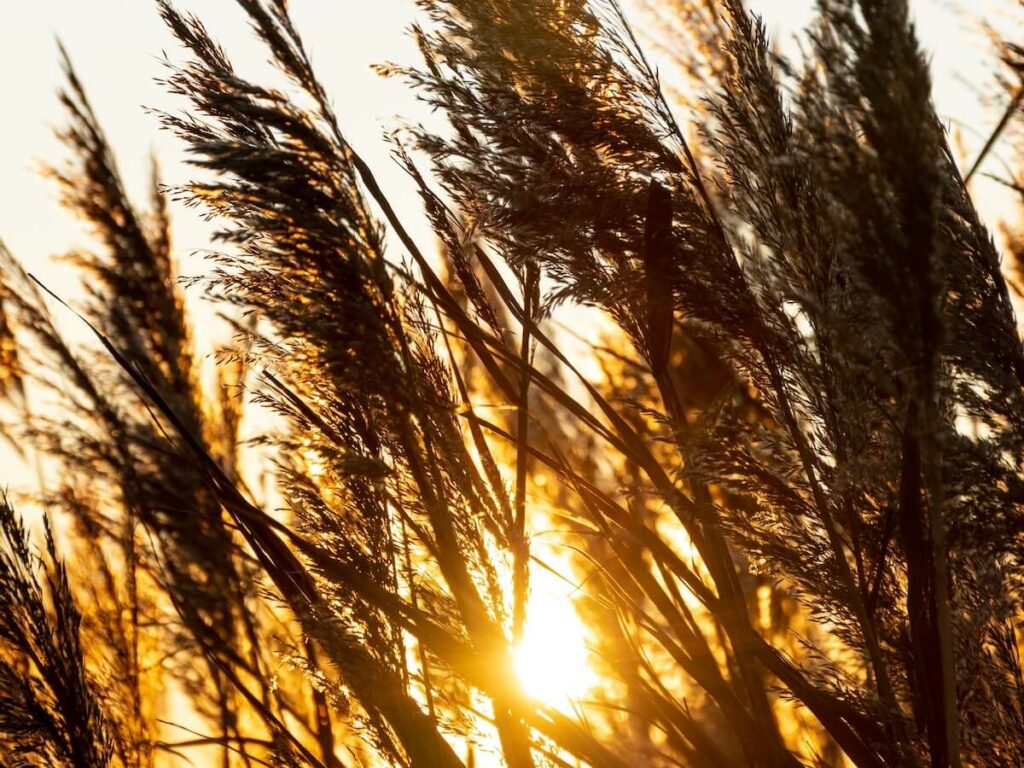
0;0;1019;333
0;0;427;304
0;1;1015;280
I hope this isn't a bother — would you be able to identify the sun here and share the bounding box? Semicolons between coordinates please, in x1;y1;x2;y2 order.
513;567;596;707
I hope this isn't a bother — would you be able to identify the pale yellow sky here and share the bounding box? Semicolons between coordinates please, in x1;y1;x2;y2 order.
0;0;1017;312
0;1;427;301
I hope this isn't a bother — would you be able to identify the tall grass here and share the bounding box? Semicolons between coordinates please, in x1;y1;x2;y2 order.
2;0;1024;766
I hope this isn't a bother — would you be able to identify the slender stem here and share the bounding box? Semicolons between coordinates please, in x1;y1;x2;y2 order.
512;263;538;644
964;85;1024;184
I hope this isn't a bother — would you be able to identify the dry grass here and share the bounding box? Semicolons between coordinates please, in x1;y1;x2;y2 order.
2;0;1024;766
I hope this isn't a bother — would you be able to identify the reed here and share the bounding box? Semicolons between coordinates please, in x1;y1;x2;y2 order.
2;0;1024;765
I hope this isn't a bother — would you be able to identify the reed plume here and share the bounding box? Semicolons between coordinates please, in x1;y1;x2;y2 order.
3;0;1024;766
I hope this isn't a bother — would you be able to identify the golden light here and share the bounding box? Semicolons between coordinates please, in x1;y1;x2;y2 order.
513;565;596;707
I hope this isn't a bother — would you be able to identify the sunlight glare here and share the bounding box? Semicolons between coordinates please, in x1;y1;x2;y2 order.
513;568;595;707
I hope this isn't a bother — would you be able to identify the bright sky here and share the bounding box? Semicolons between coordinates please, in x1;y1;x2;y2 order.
0;0;427;304
0;0;1018;315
